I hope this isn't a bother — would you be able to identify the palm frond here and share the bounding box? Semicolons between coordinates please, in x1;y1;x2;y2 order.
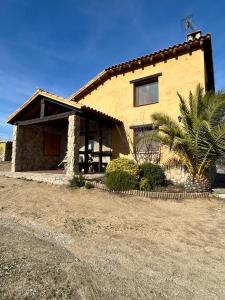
149;85;225;178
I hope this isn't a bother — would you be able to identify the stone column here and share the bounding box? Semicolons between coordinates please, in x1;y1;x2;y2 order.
11;125;23;172
66;114;80;177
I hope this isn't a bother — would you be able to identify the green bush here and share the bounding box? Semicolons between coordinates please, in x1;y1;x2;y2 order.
139;177;151;191
85;182;94;189
106;158;139;178
139;163;165;190
106;170;138;191
69;175;85;188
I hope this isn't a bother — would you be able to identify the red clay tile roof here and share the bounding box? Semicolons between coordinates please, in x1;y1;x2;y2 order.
81;105;122;124
8;34;211;125
69;34;211;102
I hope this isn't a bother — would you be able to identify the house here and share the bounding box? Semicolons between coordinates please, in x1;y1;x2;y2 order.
0;141;12;162
7;31;214;176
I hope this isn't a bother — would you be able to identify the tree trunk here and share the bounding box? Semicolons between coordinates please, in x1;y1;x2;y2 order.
184;174;211;192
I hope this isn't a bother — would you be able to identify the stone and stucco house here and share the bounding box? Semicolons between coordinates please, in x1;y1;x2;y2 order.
7;31;214;176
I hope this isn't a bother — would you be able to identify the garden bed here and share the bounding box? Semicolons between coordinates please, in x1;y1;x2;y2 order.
86;180;210;200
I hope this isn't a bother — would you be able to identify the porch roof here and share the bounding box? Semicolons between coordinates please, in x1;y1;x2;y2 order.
7;88;122;125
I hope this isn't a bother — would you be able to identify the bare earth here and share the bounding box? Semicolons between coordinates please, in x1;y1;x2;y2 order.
0;174;225;299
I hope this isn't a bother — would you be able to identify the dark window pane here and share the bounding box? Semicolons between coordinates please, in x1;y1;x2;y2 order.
137;84;151;105
150;81;158;103
135;80;159;106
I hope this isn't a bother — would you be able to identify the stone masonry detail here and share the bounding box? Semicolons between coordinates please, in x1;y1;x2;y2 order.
66;114;80;176
11;125;23;172
12;123;67;172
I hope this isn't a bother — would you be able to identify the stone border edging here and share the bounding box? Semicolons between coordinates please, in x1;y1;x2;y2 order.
87;181;210;200
0;171;211;199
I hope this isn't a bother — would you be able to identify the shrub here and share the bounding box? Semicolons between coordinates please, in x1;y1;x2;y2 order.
106;170;138;191
69;175;85;188
85;182;94;189
139;163;165;190
139;177;152;191
106;158;139;178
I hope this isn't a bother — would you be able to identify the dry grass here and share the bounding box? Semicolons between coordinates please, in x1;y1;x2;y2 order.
0;175;225;299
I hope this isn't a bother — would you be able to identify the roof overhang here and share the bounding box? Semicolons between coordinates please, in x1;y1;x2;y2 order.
7;89;81;124
7;89;122;126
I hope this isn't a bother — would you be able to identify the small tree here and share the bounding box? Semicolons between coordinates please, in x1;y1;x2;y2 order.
148;85;225;191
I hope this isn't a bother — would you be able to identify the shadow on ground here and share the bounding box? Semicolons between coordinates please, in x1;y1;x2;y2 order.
213;173;225;188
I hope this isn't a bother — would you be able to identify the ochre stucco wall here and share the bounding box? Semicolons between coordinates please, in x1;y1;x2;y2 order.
0;143;6;161
0;142;12;161
78;49;206;159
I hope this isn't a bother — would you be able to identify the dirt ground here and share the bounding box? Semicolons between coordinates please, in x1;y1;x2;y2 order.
0;174;225;299
0;161;11;171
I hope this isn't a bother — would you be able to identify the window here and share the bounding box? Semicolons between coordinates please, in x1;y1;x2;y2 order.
135;80;158;106
130;73;161;107
134;127;159;153
131;125;160;163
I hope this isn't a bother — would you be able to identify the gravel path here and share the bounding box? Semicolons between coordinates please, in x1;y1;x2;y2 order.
1;175;225;299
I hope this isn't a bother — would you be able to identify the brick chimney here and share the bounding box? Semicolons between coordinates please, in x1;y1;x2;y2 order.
187;30;202;42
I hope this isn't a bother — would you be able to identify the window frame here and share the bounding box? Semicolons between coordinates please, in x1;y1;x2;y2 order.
130;124;160;163
130;73;162;107
131;124;159;153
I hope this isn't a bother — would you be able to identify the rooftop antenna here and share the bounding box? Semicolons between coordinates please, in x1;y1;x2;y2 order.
182;14;196;34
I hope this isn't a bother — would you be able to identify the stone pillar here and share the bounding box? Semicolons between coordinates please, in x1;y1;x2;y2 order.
66;114;80;177
11;125;23;172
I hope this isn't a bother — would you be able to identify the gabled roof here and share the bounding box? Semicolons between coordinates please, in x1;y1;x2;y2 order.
7;89;81;124
7;88;122;125
69;33;211;102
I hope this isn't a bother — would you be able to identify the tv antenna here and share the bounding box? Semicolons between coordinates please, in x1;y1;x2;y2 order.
182;14;196;33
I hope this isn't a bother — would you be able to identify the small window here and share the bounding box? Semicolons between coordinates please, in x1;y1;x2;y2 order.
135;79;159;106
130;73;161;107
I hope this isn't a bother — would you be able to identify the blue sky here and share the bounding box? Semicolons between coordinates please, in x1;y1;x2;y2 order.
0;0;224;139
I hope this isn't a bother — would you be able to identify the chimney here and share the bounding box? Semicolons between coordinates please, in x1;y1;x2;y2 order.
187;30;202;42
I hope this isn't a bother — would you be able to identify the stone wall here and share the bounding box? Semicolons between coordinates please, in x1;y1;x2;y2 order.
165;165;217;189
12;126;21;172
165;166;188;185
12;123;68;171
5;142;12;161
66;114;80;176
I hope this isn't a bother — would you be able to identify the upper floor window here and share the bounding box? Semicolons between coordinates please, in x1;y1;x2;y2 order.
130;73;162;107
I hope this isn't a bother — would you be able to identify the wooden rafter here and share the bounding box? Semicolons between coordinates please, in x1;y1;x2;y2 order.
17;111;75;126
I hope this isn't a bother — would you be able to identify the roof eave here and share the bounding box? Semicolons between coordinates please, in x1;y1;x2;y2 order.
7;89;81;124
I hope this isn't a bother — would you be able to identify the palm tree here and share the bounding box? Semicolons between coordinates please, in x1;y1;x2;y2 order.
149;85;225;192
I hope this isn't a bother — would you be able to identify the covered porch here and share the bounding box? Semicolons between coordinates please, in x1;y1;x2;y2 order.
8;89;122;176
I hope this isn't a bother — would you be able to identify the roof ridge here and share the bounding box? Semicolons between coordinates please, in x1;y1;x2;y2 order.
39;88;67;100
69;33;211;101
105;33;211;70
7;88;79;123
